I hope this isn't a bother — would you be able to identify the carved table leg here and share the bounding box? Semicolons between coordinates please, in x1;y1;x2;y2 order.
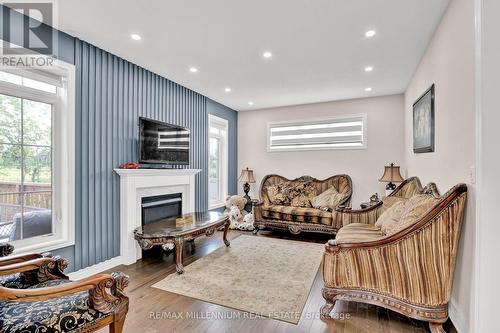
223;220;230;246
174;237;184;274
429;323;446;333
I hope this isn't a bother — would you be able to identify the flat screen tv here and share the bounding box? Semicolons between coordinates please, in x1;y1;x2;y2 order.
139;117;190;165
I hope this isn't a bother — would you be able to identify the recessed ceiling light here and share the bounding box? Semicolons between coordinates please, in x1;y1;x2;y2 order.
365;87;373;92
262;51;273;58
365;66;374;72
189;67;198;73
224;87;232;92
248;101;254;105
130;33;142;41
365;30;376;38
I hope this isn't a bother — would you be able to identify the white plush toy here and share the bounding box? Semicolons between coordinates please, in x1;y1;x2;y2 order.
239;213;255;231
228;206;242;229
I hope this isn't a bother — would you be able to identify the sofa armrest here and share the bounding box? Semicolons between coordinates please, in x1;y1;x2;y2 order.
253;201;264;221
0;272;129;315
0;255;68;283
0;253;44;266
339;203;382;227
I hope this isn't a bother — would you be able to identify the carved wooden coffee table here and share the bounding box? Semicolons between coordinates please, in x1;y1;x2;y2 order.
133;211;230;274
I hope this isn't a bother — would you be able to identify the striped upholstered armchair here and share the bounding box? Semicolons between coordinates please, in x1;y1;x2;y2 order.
321;178;467;333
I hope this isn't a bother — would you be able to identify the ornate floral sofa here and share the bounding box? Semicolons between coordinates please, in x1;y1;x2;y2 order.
320;177;467;333
0;243;130;333
253;174;352;235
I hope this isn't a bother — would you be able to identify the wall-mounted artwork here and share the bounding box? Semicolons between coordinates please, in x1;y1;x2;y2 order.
413;84;435;153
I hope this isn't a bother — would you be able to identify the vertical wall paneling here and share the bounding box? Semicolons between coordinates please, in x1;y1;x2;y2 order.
74;39;208;270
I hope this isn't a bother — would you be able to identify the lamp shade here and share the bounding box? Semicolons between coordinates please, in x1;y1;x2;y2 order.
239;167;256;183
379;163;404;183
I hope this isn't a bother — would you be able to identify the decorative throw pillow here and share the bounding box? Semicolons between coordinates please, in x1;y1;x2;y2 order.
377;200;408;233
311;187;345;210
267;181;317;206
375;197;408;228
266;184;281;204
267;184;290;205
384;194;437;236
289;181;317;207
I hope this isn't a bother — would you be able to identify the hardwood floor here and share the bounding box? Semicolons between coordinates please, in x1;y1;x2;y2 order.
99;230;456;333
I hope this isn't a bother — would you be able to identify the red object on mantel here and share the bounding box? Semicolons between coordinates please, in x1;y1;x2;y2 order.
118;162;140;169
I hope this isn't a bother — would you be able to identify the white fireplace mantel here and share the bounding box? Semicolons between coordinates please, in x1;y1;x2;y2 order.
114;168;201;265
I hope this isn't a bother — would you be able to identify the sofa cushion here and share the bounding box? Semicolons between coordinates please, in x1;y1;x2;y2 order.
375;197;408;228
378;196;408;214
379;200;408;234
290;181;317;207
261;205;333;225
335;223;384;244
311;187;345;210
383;194;438;236
266;181;318;207
388;194;437;235
0;279;109;333
0;273;34;289
266;184;285;205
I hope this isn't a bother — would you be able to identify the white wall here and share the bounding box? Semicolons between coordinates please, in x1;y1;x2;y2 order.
238;95;405;207
403;0;476;331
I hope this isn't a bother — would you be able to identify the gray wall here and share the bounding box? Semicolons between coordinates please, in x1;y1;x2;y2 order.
1;5;238;271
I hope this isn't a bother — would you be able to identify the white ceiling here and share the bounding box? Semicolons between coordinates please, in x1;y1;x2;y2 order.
56;0;449;111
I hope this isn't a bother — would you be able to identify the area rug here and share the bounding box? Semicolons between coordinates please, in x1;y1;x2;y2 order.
152;235;324;324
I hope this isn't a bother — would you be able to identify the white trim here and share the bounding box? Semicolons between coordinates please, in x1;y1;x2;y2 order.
0;59;76;252
266;113;368;152
208;114;229;209
68;256;124;281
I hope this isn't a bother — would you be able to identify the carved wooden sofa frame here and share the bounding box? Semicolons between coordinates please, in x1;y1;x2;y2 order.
321;178;467;333
0;243;130;333
253;174;352;235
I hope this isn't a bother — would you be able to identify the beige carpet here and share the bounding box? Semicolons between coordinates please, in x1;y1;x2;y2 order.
152;235;324;324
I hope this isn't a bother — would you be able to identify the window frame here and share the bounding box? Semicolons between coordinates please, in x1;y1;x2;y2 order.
267;113;368;152
208;115;229;210
0;60;76;254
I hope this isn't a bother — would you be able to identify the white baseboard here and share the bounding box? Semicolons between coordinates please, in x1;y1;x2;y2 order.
449;300;468;333
68;256;125;280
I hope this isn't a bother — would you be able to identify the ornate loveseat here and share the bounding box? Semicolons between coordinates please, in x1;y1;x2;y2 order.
321;177;467;333
253;174;352;235
0;243;130;333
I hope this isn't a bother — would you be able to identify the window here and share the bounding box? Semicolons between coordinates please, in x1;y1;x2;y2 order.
208;115;228;209
0;62;75;253
267;114;367;152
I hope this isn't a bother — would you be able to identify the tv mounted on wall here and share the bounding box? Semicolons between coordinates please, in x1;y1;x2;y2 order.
139;117;190;165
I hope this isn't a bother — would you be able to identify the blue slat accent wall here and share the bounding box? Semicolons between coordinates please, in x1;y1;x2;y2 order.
72;39;208;270
0;5;238;272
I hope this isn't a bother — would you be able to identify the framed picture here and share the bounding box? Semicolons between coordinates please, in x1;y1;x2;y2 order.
413;84;435;153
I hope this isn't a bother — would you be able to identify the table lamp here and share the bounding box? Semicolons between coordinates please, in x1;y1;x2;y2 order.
239;167;255;213
379;163;404;192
